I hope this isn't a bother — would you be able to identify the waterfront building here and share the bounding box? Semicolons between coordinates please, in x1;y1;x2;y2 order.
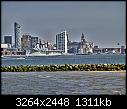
102;48;121;54
56;31;68;53
121;46;125;54
94;46;99;49
47;42;54;50
93;46;101;53
68;41;80;54
1;44;25;56
14;22;21;48
80;33;93;54
53;44;57;50
4;36;12;45
21;34;32;50
37;39;46;50
1;44;11;49
43;40;48;50
1;48;26;56
31;37;39;48
93;47;121;54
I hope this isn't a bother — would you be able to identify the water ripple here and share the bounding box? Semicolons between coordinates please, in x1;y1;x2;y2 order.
2;71;125;95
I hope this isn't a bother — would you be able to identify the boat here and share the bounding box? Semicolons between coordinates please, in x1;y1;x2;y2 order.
1;55;26;59
16;57;26;59
26;51;62;57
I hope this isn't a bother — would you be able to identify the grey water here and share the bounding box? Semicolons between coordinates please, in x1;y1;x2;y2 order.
1;54;126;95
1;54;126;66
2;71;125;95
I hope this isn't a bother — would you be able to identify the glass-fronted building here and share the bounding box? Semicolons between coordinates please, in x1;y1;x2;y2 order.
4;36;12;45
14;22;21;48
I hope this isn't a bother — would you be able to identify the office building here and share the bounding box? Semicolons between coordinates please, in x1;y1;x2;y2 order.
1;44;11;48
68;41;80;54
4;36;12;45
56;31;68;53
21;34;32;50
31;37;39;48
14;22;21;48
121;46;125;54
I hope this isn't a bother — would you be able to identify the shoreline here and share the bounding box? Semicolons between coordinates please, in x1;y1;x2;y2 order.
1;70;126;73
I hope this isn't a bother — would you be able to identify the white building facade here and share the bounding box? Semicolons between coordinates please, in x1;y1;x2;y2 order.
80;33;94;54
56;31;68;53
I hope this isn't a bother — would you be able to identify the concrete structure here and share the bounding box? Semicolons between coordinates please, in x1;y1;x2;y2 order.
34;40;48;50
14;22;21;48
68;41;80;54
102;48;120;54
21;34;32;50
93;47;121;54
4;36;12;45
94;46;99;49
1;44;11;48
121;46;125;54
1;44;25;56
31;37;39;48
47;42;54;50
80;33;93;54
56;31;68;53
1;48;26;56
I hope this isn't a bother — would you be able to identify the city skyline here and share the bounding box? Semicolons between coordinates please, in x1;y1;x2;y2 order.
2;1;126;48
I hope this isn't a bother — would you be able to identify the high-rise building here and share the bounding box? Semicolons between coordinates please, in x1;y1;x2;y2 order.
21;34;32;50
14;22;21;48
56;31;68;53
4;36;12;45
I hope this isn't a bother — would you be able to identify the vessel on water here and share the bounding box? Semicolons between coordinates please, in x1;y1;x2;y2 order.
1;55;26;59
26;51;63;57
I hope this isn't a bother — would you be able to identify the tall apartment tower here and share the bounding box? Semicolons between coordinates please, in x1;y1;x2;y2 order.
56;31;68;53
14;22;21;48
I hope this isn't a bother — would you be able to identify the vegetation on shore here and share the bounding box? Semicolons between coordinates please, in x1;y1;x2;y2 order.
1;64;126;72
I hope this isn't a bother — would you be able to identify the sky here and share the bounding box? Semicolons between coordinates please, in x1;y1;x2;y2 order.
1;1;126;48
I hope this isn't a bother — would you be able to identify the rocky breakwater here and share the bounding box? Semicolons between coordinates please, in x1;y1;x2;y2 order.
1;64;126;72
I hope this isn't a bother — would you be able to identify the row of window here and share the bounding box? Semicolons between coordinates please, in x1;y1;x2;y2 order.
58;47;65;50
57;38;65;41
57;32;66;36
58;43;65;46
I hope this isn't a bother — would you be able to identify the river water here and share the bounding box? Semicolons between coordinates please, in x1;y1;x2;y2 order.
1;54;125;66
2;71;125;95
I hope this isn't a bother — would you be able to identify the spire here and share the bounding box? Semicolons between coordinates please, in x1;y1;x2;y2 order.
81;33;84;39
81;32;85;42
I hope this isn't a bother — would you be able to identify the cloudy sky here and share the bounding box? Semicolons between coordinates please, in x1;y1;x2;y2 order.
2;1;125;47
